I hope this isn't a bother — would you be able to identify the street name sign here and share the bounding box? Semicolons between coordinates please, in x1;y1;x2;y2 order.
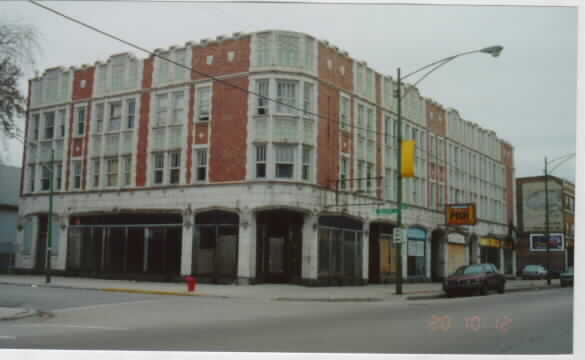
375;205;408;215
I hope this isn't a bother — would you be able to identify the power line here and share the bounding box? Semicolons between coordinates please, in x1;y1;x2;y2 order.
28;0;505;173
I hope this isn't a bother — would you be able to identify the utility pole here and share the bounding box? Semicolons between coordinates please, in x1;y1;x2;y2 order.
544;157;551;286
45;148;54;284
395;68;403;295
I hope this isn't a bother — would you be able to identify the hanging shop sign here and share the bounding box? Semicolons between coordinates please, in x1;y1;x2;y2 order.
479;237;501;248
446;203;477;226
529;233;564;252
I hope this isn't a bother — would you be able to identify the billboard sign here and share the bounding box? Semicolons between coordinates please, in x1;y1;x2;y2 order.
522;181;563;232
446;203;477;226
529;233;564;252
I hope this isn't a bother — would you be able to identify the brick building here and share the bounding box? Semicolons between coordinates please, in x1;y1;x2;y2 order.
516;176;574;275
15;30;516;285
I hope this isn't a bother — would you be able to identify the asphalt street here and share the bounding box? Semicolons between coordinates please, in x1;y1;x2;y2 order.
0;285;573;354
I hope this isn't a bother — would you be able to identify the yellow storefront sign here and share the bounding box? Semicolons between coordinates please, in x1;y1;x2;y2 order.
480;237;501;248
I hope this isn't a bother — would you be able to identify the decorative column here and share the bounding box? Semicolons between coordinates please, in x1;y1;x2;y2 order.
55;214;69;271
180;208;194;276
237;210;256;284
499;244;505;273
302;212;318;284
426;231;432;280
362;221;370;284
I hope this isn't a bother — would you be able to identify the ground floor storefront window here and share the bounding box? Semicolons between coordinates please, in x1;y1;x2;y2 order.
193;211;239;284
318;216;363;285
479;237;501;269
67;214;182;280
407;228;426;279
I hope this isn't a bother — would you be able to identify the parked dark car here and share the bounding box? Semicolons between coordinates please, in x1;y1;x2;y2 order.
521;265;548;280
443;263;506;297
560;267;573;287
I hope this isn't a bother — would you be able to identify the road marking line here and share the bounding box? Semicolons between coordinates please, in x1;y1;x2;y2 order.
52;299;162;313
0;336;17;340
12;324;128;331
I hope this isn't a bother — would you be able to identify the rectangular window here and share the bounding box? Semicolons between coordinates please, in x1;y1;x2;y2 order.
384;115;392;144
195;149;208;182
340;97;349;130
109;102;122;131
366;163;373;193
357;160;365;191
171;91;184;124
126;99;136;129
41;164;51;191
255;144;266;178
57;110;66;138
122;156;132;186
44;112;55;139
54;163;62;190
32;114;40;141
197;87;211;121
278;34;299;67
106;157;119;187
92;158;100;187
28;165;36;192
256;79;269;115
111;61;125;91
72;161;82;190
175;49;186;81
159;54;171;83
276;80;297;114
340;157;348;190
95;104;104;134
153;152;165;185
169;151;181;185
302;146;312;181
274;144;295;178
256;33;272;67
155;94;168;126
76;107;86;136
303;83;313;117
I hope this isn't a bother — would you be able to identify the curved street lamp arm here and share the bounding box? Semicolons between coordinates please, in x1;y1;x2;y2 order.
412;57;456;88
550;153;575;174
402;45;502;81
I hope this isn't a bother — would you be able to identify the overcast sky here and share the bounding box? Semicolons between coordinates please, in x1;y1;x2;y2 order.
0;0;581;182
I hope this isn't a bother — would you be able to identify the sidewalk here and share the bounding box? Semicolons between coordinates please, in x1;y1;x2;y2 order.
0;274;561;304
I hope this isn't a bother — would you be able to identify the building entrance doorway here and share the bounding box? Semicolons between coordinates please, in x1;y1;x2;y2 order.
256;210;303;284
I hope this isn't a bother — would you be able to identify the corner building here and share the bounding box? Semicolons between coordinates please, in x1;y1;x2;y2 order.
16;30;516;285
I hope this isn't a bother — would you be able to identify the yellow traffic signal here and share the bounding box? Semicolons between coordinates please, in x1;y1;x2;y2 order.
401;140;415;177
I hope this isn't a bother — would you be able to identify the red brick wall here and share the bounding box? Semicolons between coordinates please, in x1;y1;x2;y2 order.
318;43;353;93
191;37;251;81
316;42;354;189
316;84;339;188
194;123;209;145
426;101;447;137
208;77;249;182
136;57;154;186
72;67;95;101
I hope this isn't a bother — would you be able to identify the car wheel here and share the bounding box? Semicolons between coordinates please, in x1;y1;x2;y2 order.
561;281;567;288
446;291;455;298
480;283;489;296
498;281;505;294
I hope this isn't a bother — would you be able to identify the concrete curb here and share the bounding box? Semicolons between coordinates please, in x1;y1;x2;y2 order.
406;285;564;300
273;297;384;302
101;288;228;298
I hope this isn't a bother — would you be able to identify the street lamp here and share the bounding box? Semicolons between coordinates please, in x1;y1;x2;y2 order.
394;45;503;295
543;153;575;286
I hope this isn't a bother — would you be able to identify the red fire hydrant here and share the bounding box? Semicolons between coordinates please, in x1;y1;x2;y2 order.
185;276;196;292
